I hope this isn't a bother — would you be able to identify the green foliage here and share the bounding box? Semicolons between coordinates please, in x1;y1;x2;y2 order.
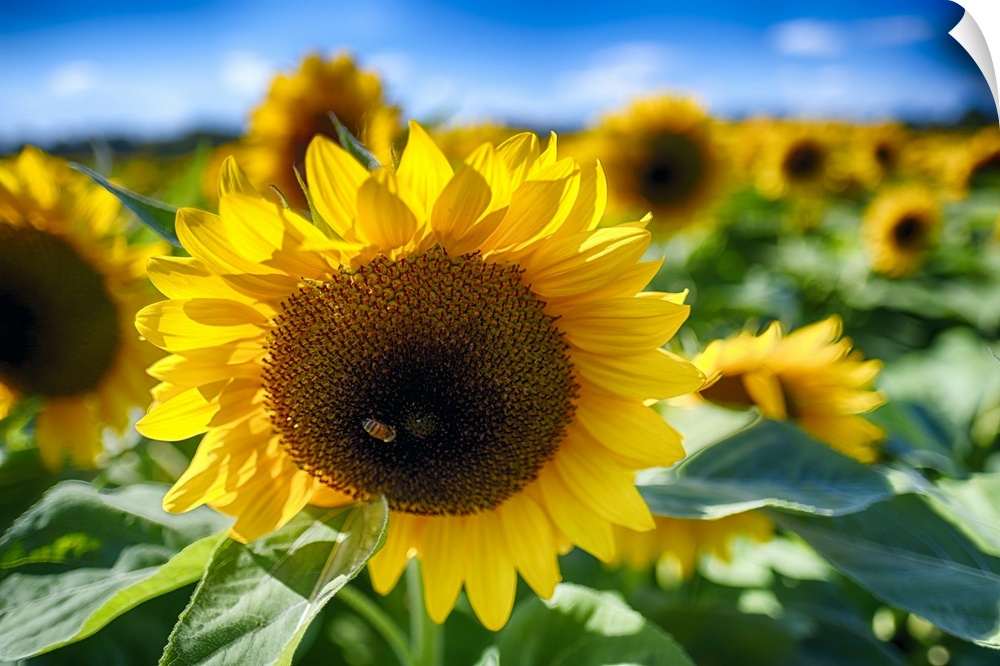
0;482;228;660
329;113;381;171
496;583;694;666
159;499;388;666
640;419;896;519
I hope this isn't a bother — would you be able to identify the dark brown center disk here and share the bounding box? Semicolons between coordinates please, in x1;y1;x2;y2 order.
638;131;707;209
783;141;825;182
892;215;927;250
0;223;120;397
263;247;579;516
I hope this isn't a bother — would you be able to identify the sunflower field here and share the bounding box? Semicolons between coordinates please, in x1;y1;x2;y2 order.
2;52;1000;666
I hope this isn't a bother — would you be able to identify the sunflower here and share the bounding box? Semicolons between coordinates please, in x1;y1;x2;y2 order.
610;513;773;581
942;127;1000;199
569;96;723;233
863;184;941;278
212;52;401;210
135;121;705;630
0;147;165;469
693;316;885;462
753;121;838;200
837;123;908;191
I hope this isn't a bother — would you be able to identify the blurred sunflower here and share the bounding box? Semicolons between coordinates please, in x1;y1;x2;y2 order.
694;316;885;462
753;122;838;200
942;127;1000;199
611;513;773;582
207;53;401;210
0;148;165;469
135;121;705;630
570;96;723;233
863;184;941;278
840;123;907;191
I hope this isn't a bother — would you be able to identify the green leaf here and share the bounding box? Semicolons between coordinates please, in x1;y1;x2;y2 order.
70;162;181;245
0;482;228;660
329;113;381;171
497;583;694;666
160;498;389;666
639;420;897;519
771;494;1000;648
927;474;1000;557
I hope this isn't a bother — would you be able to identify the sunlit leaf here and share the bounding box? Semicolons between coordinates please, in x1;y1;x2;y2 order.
640;420;897;519
0;482;228;660
497;583;694;666
772;494;1000;648
160;499;388;666
71;162;181;245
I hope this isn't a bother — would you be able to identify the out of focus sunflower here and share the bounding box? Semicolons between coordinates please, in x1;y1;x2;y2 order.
610;513;773;582
694;316;885;462
0;148;165;469
569;96;723;232
135;122;704;630
207;53;401;210
863;184;941;278
839;123;908;190
941;127;1000;199
753;122;838;200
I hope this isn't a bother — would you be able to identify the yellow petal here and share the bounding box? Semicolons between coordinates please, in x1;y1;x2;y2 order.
559;160;608;236
554;436;654;531
498;494;559;599
369;512;424;595
135;380;227;441
218;156;259;198
136;298;268;351
485;171;576;250
396;120;453;219
305;134;369;240
355;170;419;250
522;227;650;299
559;297;690;355
573;348;706;401
224;464;316;543
464;511;517;632
419;516;468;624
538;471;615;561
176;207;281;276
575;395;685;468
496;133;540;187
431;162;494;252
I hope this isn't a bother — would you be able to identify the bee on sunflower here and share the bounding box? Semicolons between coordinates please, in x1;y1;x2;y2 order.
135;120;705;630
0;148;165;469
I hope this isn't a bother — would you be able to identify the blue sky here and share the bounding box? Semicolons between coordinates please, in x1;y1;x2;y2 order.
0;0;995;149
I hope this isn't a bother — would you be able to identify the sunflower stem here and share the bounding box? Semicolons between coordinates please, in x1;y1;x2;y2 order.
407;559;442;666
338;584;412;666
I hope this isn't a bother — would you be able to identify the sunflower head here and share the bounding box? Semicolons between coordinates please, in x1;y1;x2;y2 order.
863;184;941;278
837;123;908;190
694;316;885;462
569;95;723;233
213;52;401;210
136;120;705;630
753;121;839;200
0;147;165;469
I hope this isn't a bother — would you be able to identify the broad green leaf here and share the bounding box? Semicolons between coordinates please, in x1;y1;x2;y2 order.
497;583;694;666
329;113;381;171
640;420;896;519
71;162;181;245
160;499;388;666
771;494;1000;648
927;474;1000;557
0;482;228;660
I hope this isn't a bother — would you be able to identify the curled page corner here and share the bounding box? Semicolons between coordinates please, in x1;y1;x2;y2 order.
949;0;999;125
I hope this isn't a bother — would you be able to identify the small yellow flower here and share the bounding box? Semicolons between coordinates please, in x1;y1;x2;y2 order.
135;121;705;630
863;184;941;278
694;316;885;462
0;148;165;469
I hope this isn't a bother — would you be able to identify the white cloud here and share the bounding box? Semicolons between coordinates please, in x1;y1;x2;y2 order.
556;42;672;108
769;20;843;57
48;61;99;97
220;50;274;96
856;16;933;46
